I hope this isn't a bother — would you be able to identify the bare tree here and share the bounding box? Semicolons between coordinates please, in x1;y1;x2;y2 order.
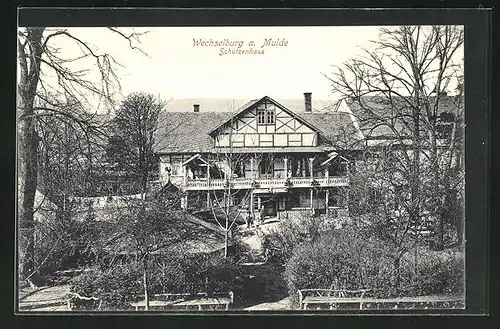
17;27;147;286
327;26;463;267
207;147;263;261
111;196;198;310
208;117;261;260
186;101;265;261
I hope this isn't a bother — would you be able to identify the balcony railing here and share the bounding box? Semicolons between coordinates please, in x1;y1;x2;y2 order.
184;176;349;191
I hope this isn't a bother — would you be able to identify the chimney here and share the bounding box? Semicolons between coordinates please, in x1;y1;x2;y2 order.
304;92;312;112
193;104;200;112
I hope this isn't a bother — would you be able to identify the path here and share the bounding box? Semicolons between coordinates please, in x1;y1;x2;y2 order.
239;218;281;252
19;285;70;312
243;297;293;310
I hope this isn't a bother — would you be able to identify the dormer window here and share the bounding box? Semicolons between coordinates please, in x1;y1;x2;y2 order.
257;110;266;124
257;100;275;125
267;110;275;124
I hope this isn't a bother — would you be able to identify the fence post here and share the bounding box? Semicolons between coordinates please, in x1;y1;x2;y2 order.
298;290;303;309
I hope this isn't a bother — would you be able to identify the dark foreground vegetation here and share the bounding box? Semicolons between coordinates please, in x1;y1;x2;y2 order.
261;216;464;308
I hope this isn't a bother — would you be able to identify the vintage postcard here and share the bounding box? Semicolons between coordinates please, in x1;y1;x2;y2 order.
16;9;487;315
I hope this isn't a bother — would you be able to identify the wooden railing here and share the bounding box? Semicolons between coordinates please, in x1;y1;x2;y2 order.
68;291;234;311
131;291;234;311
184;176;349;191
298;289;465;310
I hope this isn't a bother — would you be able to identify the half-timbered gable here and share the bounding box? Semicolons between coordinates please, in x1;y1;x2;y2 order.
210;96;319;148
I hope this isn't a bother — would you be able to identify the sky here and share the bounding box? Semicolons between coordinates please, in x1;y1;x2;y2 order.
37;25;463;111
45;26;384;102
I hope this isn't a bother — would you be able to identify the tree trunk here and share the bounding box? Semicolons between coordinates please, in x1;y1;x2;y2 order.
429;130;444;250
142;256;149;310
224;229;229;261
19;115;41;286
391;256;401;290
410;104;421;227
18;27;45;286
456;208;464;245
224;176;230;262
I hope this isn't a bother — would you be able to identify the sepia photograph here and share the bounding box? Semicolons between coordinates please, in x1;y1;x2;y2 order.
17;20;468;313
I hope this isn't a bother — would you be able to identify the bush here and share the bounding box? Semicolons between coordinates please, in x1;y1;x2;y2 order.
149;252;244;295
398;247;464;297
70;261;143;310
69;253;245;310
260;215;325;264
34;214;105;284
283;225;465;304
284;226;393;304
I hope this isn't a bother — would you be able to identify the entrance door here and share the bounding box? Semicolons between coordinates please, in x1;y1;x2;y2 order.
261;197;277;217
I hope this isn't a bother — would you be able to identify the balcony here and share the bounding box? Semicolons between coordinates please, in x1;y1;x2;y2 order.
184;176;349;191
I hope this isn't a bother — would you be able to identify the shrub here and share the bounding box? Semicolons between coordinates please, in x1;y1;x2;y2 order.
260;215;325;264
69;253;245;310
34;213;105;284
70;261;143;310
398;247;465;297
284;226;393;304
284;225;465;304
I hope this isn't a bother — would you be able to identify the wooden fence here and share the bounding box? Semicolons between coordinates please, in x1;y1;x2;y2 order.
68;291;234;311
298;289;465;310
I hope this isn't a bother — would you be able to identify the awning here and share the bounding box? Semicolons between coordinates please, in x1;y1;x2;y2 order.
181;154;210;166
320;152;349;166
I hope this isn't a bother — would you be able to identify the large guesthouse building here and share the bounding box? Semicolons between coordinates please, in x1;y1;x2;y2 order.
154;93;361;220
153;92;462;222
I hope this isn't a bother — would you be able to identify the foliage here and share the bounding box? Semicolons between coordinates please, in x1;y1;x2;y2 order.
284;226;392;303
70;261;143;310
326;25;464;250
69;253;245;310
32;200;114;284
260;214;325;264
17;27;146;285
397;247;465;297
284;225;464;305
109;92;163;192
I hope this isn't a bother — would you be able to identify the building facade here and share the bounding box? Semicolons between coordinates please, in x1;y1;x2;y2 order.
154;94;361;220
153;93;463;223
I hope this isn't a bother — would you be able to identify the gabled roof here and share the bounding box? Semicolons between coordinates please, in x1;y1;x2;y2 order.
346;95;464;140
181;154;209;166
152;96;377;154
154;112;233;154
208;96;323;135
153;111;359;154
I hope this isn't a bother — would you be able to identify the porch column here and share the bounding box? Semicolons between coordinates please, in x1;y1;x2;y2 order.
250;157;255;179
250;192;254;218
310;188;314;215
206;164;211;208
183;165;188;186
257;196;261;210
325;189;330;215
345;187;350;215
309;158;315;215
283;157;288;178
309;158;314;179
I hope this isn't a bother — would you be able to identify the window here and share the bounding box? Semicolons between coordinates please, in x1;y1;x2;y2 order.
266;110;275;124
260;156;273;176
257;110;266;124
257;100;275;125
